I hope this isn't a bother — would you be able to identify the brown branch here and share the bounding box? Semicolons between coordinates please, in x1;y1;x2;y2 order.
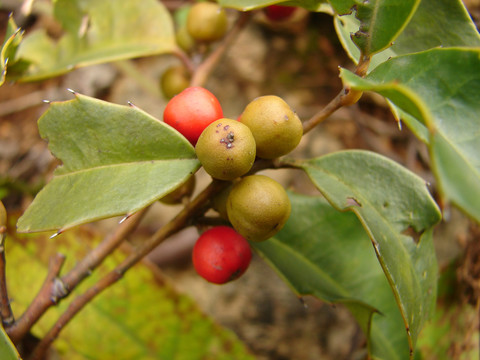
301;92;344;134
29;180;228;360
0;224;14;328
7;253;66;344
7;208;148;344
172;47;195;75
61;208;148;290
302;54;372;134
190;12;251;87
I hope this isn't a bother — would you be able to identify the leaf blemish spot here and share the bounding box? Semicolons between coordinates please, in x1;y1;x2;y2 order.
401;226;423;244
346;197;361;207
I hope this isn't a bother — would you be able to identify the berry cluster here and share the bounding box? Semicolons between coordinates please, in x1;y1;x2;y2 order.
160;3;303;285
160;2;228;100
163;85;302;284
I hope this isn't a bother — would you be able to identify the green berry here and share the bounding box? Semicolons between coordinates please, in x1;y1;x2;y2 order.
160;65;191;99
227;175;291;241
176;26;195;52
187;2;228;42
239;95;303;159
196;119;256;181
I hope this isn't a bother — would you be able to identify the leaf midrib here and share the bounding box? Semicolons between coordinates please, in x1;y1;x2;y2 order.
303;160;425;343
55;158;199;176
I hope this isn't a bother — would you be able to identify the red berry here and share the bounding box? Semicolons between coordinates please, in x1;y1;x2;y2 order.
163;87;223;145
264;5;296;22
192;226;252;284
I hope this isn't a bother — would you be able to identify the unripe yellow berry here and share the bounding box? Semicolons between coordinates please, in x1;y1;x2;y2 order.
196;119;256;181
240;95;303;159
227;175;291;241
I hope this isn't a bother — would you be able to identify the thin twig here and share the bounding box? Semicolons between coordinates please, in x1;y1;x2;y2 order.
172;47;195;74
7;253;66;344
6;208;148;344
60;208;148;290
301;93;344;134
29;180;228;360
0;224;14;328
190;12;251;87
302;54;372;134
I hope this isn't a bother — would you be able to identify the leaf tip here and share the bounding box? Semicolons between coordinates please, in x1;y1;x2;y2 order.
118;214;131;224
49;229;64;239
67;88;78;96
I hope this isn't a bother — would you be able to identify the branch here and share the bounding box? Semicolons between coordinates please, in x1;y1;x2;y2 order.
61;208;149;291
190;12;251;87
29;180;228;360
6;208;148;344
172;46;195;74
302;92;344;134
7;253;66;344
302;54;372;134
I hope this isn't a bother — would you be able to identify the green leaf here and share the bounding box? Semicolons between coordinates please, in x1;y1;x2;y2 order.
12;0;176;82
330;0;420;56
340;47;480;223
334;0;480;69
1;15;23;86
253;192;412;359
295;150;441;356
6;228;254;359
0;327;21;360
17;93;199;233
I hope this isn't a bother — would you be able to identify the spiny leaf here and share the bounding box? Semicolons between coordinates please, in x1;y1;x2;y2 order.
329;0;420;56
334;0;480;69
17;93;199;233
340;47;480;223
254;192;413;359
295;150;441;357
12;0;175;82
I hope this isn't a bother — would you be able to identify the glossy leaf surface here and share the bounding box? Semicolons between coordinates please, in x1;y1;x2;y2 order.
341;48;480;223
254;192;424;359
332;0;419;56
6;227;253;359
294;150;441;356
334;0;480;69
11;0;175;82
17;94;199;232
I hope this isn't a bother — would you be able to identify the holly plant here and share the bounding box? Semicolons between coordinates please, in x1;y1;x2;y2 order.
0;0;479;359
